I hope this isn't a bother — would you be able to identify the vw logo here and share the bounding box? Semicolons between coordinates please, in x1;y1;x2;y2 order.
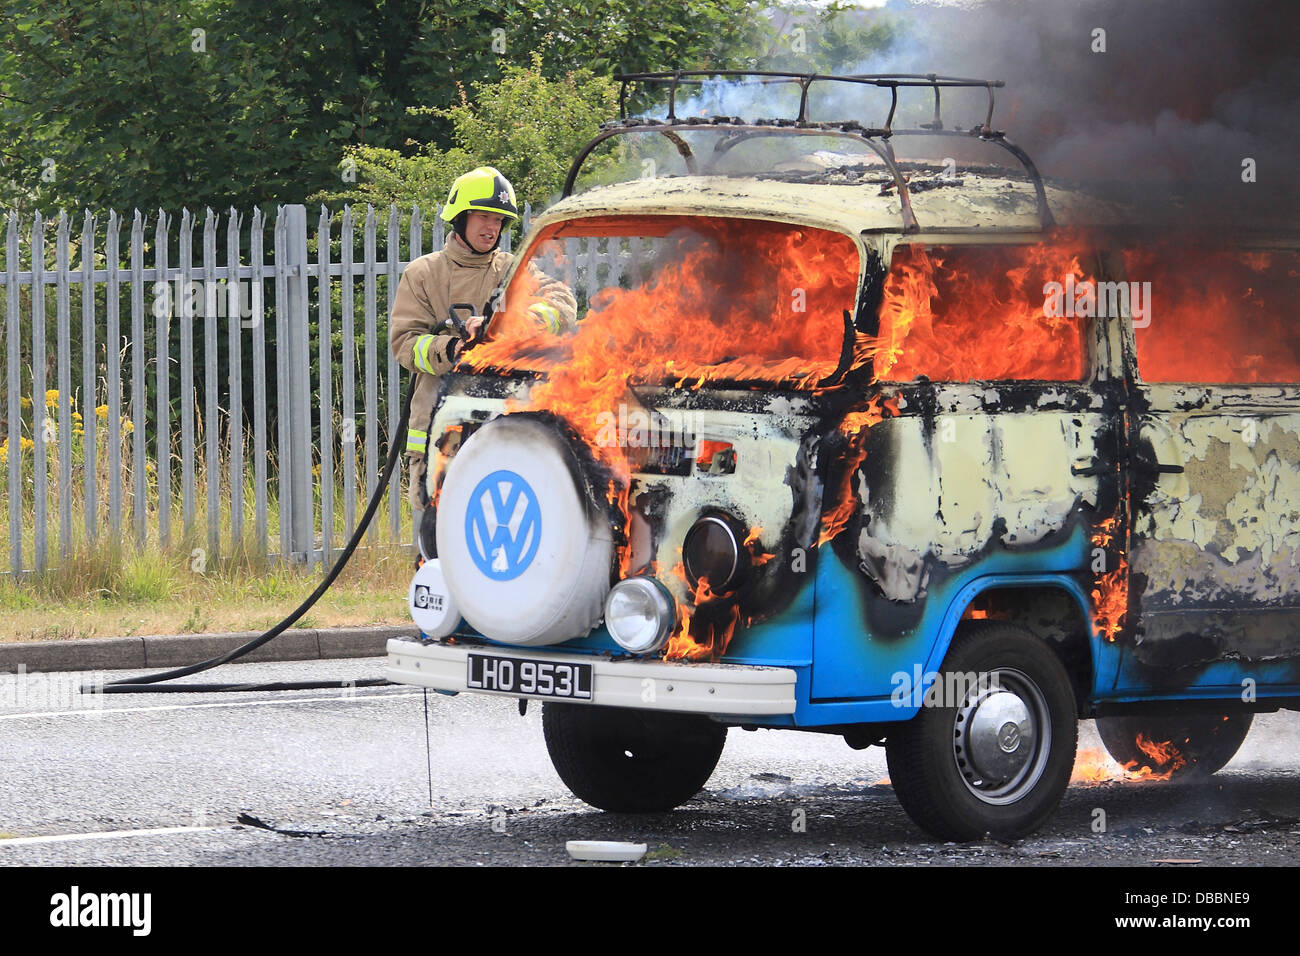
464;470;542;580
998;721;1022;753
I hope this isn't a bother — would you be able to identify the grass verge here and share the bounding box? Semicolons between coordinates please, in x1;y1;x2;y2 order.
0;541;412;642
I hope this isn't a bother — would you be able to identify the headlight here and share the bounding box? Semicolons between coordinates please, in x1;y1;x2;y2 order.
604;577;675;654
683;513;747;591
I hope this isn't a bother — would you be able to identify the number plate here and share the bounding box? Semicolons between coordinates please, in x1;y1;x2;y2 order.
466;653;594;700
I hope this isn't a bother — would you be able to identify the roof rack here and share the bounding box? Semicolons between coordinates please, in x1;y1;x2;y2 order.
562;71;1054;232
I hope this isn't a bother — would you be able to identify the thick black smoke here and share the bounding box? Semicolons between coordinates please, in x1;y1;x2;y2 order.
856;0;1300;225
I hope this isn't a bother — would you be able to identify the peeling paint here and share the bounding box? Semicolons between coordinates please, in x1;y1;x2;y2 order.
1133;411;1300;615
851;409;1103;602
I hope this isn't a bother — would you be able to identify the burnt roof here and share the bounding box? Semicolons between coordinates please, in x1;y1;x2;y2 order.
540;171;1131;237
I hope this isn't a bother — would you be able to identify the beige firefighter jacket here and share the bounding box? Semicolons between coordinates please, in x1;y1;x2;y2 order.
390;235;576;459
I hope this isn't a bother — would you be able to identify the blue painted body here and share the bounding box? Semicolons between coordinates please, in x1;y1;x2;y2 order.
712;522;1123;727
471;522;1153;727
1106;656;1300;704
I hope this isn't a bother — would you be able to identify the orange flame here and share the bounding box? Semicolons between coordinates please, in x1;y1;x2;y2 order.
743;527;777;568
470;218;860;485
1071;747;1119;785
816;394;899;546
1090;514;1128;642
870;243;1093;382
1128;248;1300;383
1072;739;1187;785
1127;733;1188;779
663;564;743;660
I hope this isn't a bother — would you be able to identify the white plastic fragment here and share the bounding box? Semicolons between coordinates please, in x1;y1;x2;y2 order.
565;840;648;862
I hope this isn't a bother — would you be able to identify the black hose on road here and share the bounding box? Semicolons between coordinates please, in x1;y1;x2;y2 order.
83;376;418;695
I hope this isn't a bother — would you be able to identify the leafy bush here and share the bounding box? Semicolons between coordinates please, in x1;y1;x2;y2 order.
316;58;619;215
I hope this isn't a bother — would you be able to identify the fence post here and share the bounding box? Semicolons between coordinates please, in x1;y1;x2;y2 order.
284;204;314;565
386;205;401;545
32;211;48;573
5;213;21;579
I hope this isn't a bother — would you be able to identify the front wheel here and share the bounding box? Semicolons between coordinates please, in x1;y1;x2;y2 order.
1095;712;1253;778
886;622;1078;841
542;704;727;813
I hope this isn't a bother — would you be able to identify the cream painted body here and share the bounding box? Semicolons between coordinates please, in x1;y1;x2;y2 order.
853;408;1104;602
1128;385;1300;668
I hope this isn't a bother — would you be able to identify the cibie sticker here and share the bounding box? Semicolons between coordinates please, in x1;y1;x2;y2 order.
409;558;461;639
412;584;444;613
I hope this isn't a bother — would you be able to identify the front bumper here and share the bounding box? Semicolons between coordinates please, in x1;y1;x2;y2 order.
386;638;797;716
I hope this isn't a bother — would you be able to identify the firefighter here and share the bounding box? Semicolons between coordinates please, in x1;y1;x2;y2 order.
390;166;576;555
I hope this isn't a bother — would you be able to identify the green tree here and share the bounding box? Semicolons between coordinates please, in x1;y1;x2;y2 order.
318;59;620;213
506;0;767;74
0;0;775;215
746;2;902;74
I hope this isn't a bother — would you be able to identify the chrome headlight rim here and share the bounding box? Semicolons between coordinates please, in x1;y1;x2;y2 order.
682;512;746;592
604;576;676;654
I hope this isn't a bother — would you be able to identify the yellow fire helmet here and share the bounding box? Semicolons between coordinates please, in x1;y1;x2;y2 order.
441;166;520;223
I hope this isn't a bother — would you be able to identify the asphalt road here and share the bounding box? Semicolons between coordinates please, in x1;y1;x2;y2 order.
2;657;1299;868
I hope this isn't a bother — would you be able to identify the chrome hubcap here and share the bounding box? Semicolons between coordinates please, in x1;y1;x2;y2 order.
952;670;1051;805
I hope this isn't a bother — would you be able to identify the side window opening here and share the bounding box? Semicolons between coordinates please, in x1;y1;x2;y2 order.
873;242;1093;383
1127;247;1300;385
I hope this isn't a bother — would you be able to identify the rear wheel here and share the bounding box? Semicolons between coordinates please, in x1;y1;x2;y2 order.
886;622;1077;841
542;704;727;812
1095;712;1253;778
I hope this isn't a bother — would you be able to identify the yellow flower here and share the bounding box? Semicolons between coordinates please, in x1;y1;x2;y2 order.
145;460;156;475
72;411;83;422
95;405;109;420
19;437;33;452
45;389;59;409
20;396;32;410
121;419;134;435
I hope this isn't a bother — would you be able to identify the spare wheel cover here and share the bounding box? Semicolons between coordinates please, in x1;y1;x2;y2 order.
437;415;614;645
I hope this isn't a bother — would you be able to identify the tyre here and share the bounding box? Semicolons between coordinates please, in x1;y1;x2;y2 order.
542;703;727;813
1095;712;1253;778
885;622;1077;842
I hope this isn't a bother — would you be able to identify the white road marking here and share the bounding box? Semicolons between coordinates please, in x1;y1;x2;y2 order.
0;826;217;847
0;690;425;721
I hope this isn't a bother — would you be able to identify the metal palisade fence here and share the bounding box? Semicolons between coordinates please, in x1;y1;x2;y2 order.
0;202;541;578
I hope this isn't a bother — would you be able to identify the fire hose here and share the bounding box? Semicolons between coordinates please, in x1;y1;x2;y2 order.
84;361;422;695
